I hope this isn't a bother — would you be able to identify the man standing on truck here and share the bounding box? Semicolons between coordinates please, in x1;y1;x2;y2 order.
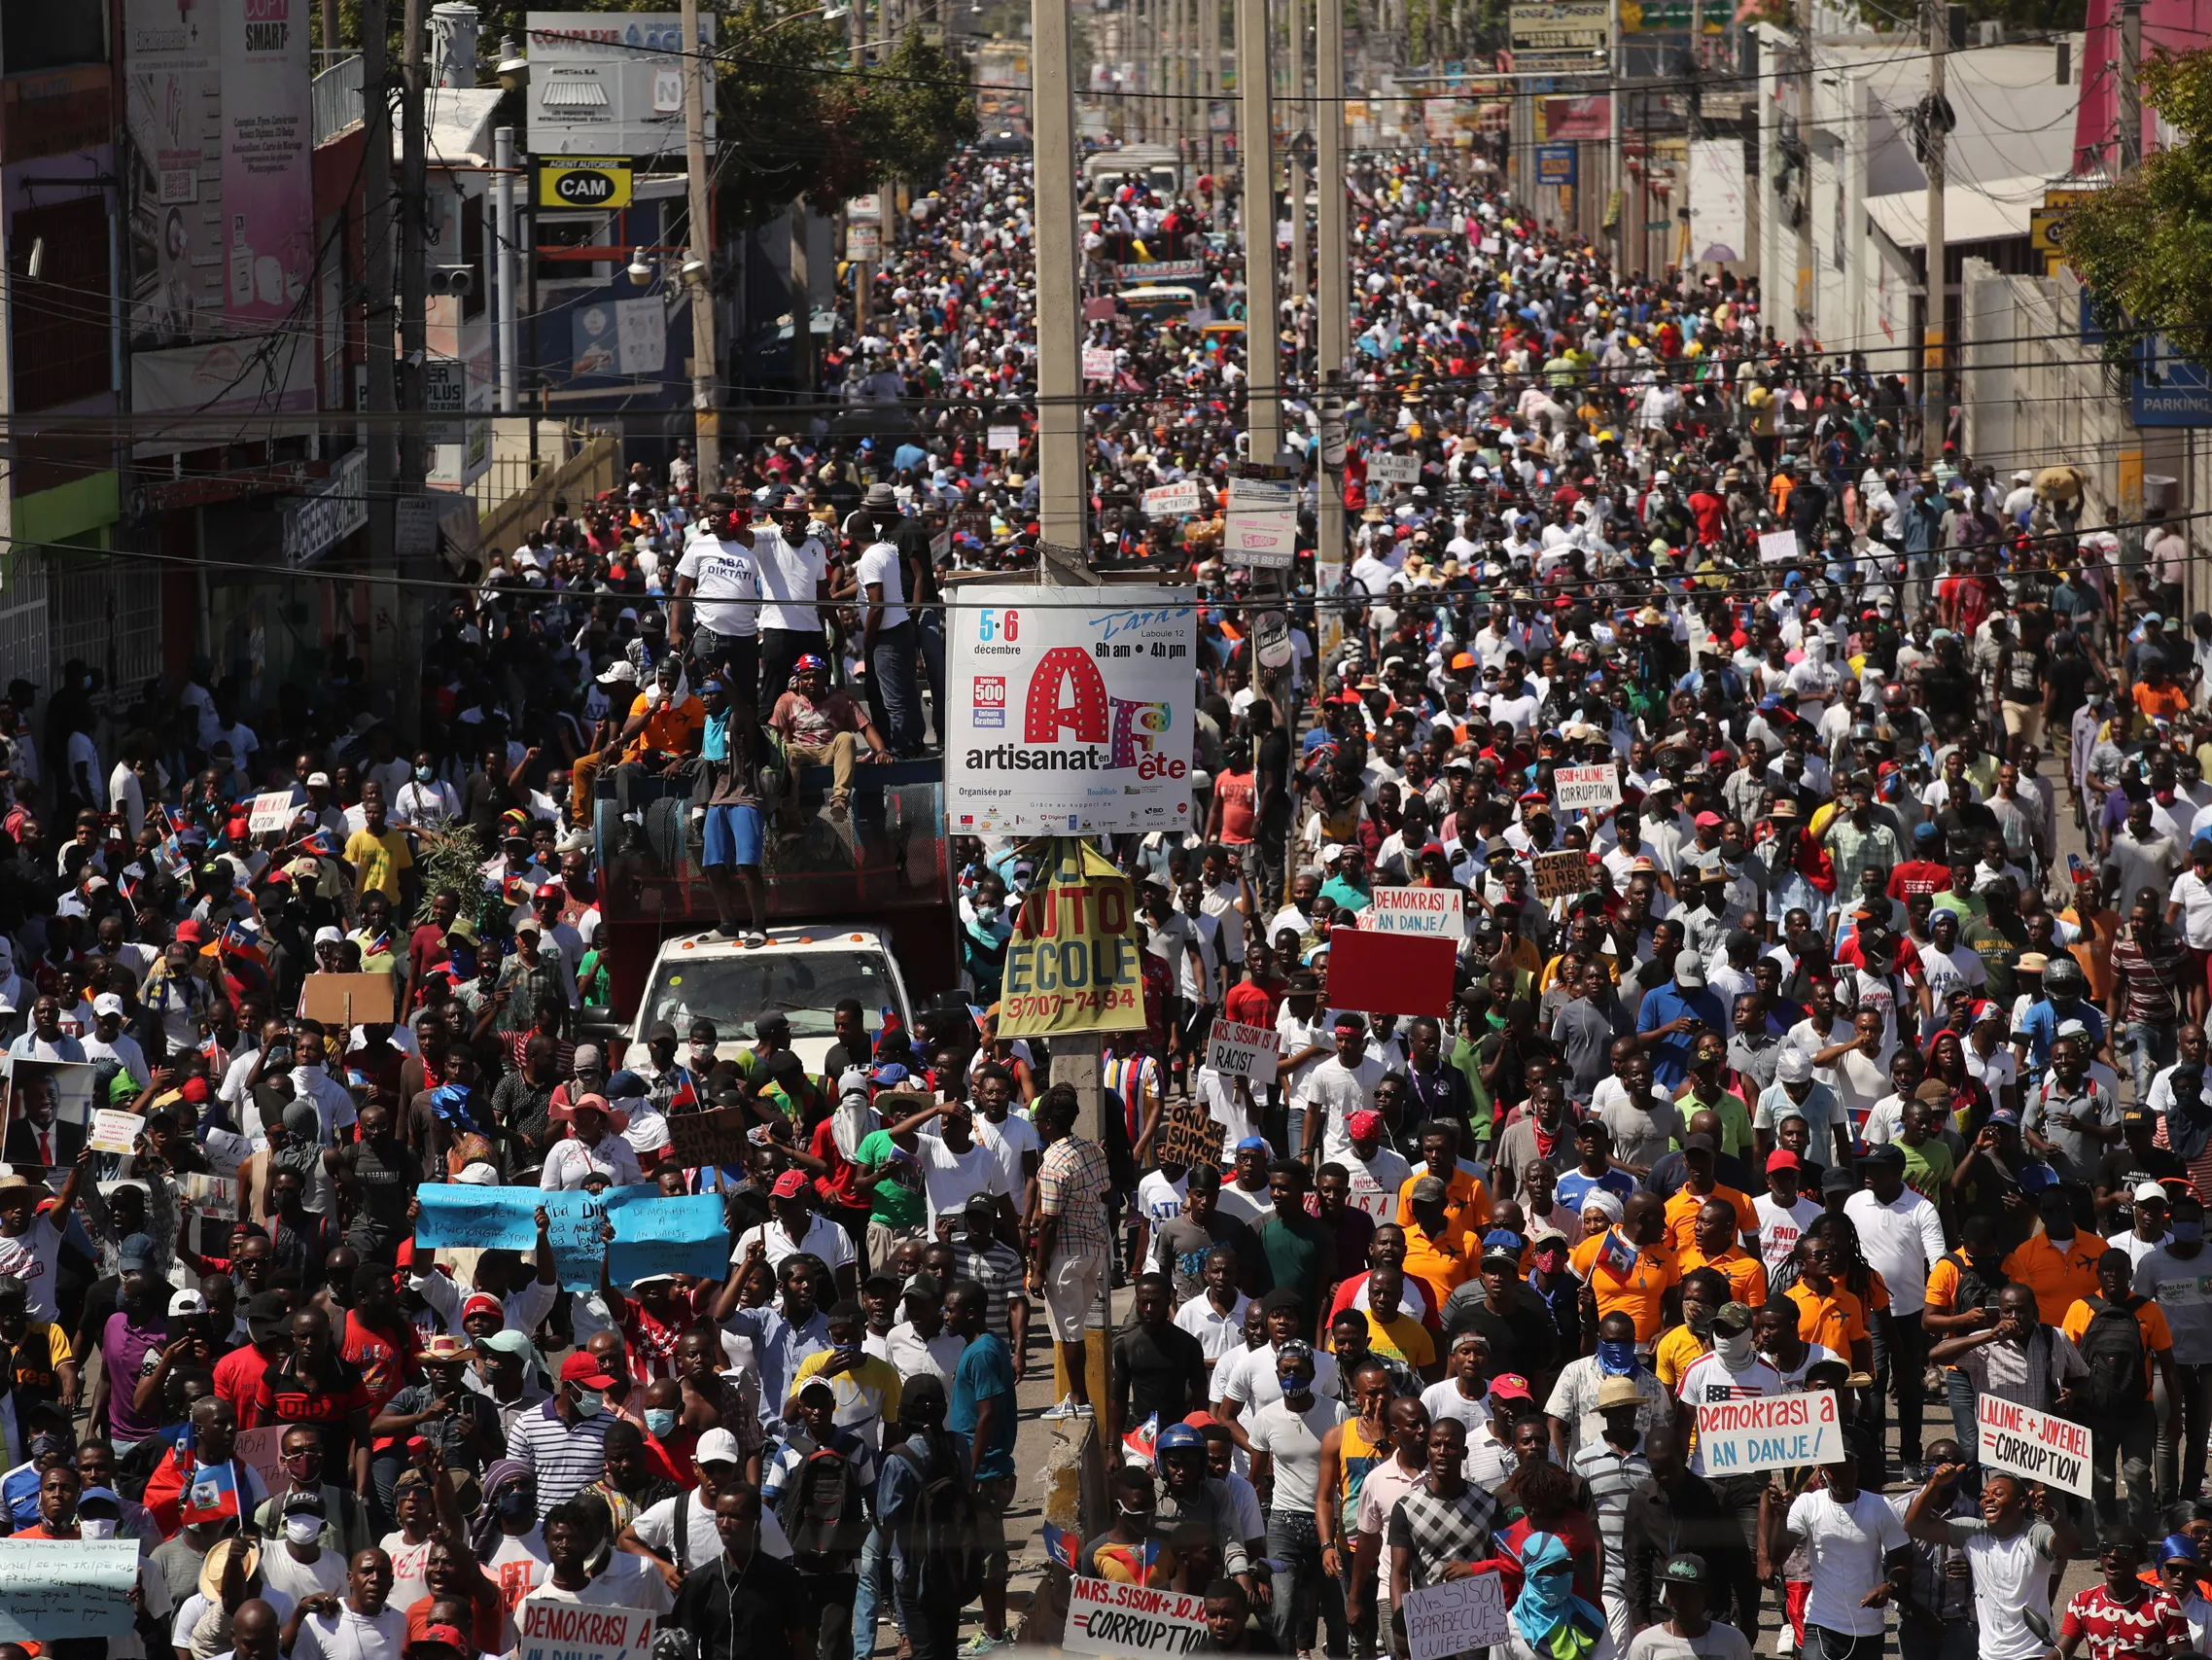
696;678;771;948
768;654;892;824
755;487;833;706
671;494;762;706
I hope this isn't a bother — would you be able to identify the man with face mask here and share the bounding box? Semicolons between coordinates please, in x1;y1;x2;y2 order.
18;1466;176;1655
502;1350;615;1520
2132;1191;2212;1507
1999;1171;2103;1325
248;1425;376;1559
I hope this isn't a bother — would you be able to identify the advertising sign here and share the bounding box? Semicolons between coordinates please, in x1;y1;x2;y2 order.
282;448;369;568
1511;0;1609;48
1689;138;1747;264
1535;143;1578;187
1064;1575;1210;1658
997;839;1148;1039
846;222;881;261
1554;764;1624;812
2132;335;2212;428
525;14;719;157
1976;1395;2093;1497
948;585;1194;835
225;0;314;326
1224;475;1299;568
537;157;634;208
1366;885;1465;937
1693;1390;1844;1474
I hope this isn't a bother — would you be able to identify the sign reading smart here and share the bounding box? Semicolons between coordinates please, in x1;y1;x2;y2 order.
537;158;634;208
949;585;1195;834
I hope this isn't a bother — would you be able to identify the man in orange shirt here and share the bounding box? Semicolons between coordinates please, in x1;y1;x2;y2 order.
1569;1191;1680;1344
2131;659;2192;734
2059;1249;2177;1537
1676;1195;1770;1308
618;655;707;767
1399;1176;1478;1301
1661;1134;1759;1254
1783;1231;1874;1375
1394;1121;1492;1239
2003;1176;2104;1325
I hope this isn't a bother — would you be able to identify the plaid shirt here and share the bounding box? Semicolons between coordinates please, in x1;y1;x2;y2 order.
1037;1133;1112;1261
958;1239;1026;1341
1387;1479;1498;1590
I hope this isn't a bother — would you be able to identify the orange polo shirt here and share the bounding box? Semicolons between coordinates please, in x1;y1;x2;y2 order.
1570;1229;1680;1342
1677;1243;1769;1308
1662;1183;1759;1254
1395;1167;1493;1236
2060;1294;2174;1391
1785;1279;1871;1354
2004;1231;2104;1326
1401;1219;1478;1297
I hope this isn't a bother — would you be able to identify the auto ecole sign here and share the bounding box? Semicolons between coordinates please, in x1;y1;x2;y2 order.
538;158;634;209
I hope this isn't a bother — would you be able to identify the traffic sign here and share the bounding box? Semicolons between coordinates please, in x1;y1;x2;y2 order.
536;157;634;209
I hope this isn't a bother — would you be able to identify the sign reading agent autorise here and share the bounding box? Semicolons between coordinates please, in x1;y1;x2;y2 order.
949;584;1195;834
537;157;634;208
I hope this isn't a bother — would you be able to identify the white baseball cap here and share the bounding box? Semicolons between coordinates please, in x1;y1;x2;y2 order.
695;1429;744;1466
91;993;124;1018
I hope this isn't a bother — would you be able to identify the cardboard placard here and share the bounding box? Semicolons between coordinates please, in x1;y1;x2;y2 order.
666;1106;754;1171
1758;528;1802;564
1402;1572;1511;1660
1203;1019;1281;1079
1531;849;1592;901
1976;1394;2093;1498
1366;885;1464;938
1154;1097;1223;1171
233;1426;287;1502
247;793;298;834
1554;764;1623;813
987;424;1020;453
517;1594;658;1660
1323;927;1457;1017
298;972;399;1025
1693;1389;1844;1474
1081;345;1116;381
1064;1574;1211;1658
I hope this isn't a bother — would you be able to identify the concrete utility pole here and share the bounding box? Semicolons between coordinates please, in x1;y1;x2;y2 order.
1793;18;1813;343
1237;0;1281;458
393;0;429;728
1607;0;1623;272
1204;0;1223;225
1920;0;1946;465
1288;0;1308;325
2121;0;2143;174
1316;0;1348;589
494;126;518;413
364;0;398;697
680;0;720;478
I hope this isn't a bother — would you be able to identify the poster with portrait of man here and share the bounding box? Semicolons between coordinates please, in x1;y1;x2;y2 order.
1;1059;96;1176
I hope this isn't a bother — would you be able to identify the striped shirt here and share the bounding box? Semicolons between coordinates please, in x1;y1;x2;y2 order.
1037;1133;1113;1261
958;1240;1025;1342
1568;1436;1651;1593
760;1424;877;1510
505;1398;611;1517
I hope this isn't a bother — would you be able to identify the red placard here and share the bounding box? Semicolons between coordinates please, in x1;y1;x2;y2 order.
1323;926;1458;1016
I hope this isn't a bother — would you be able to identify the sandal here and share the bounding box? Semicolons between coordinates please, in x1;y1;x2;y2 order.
742;930;767;948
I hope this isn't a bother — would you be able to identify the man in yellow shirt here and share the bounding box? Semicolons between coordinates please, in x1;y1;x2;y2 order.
341;786;414;909
1783;1232;1873;1374
1654;1265;1730;1391
788;1300;902;1443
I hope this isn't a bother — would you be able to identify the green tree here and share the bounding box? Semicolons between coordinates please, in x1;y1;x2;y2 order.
2063;49;2212;368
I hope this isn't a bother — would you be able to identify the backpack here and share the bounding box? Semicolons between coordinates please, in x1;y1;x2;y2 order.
776;1435;870;1566
2074;1294;2149;1417
894;1437;984;1607
1939;1250;2006;1321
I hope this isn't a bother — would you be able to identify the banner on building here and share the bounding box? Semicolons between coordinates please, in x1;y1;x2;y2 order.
1688;138;1747;264
948;585;1194;835
997;839;1147;1039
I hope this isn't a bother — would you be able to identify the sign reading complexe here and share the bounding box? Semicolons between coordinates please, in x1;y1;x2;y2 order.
1977;1395;2093;1497
1693;1390;1843;1473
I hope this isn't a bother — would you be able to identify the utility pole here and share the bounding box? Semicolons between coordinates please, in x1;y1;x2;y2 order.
1288;0;1309;333
1793;15;1814;344
680;0;719;479
1919;0;1945;465
1204;0;1222;225
1237;0;1280;459
2121;0;2143;173
363;0;398;700
1316;0;1349;591
1607;0;1624;273
494;126;518;413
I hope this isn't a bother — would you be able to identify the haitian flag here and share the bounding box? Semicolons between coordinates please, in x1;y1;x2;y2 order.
180;1461;239;1527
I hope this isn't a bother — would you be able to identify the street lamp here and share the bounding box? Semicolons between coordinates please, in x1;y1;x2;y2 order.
627;247;654;282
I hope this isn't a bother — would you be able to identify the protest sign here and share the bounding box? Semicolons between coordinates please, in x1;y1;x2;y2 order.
666;1106;754;1171
178;1172;240;1255
414;1185;730;1291
1758;528;1802;564
987;424;1020;452
1531;849;1592;901
1;1057;94;1172
1324;927;1457;1016
1694;1390;1844;1474
1204;1019;1282;1079
996;840;1149;1037
517;1593;658;1660
247;792;297;833
1366;885;1465;938
1977;1395;2093;1497
1402;1572;1511;1660
1063;1574;1211;1658
1223;475;1299;568
86;1109;143;1156
947;586;1194;836
1142;478;1205;517
0;1537;141;1642
1367;453;1421;486
1082;345;1117;381
1554;764;1623;813
298;972;399;1024
234;1426;287;1500
1154;1098;1222;1170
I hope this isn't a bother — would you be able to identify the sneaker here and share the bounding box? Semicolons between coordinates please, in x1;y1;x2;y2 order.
960;1636;1006;1658
1899;1460;1925;1486
1041;1395;1078;1421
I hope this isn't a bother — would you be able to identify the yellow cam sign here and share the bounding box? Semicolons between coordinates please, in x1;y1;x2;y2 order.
537;158;633;209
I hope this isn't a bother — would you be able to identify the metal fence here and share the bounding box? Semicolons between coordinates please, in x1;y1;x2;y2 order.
314;55;365;147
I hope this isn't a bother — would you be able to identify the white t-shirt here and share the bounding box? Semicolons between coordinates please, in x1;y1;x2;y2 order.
632;1488;794;1568
974;1111;1041;1198
732;1214;858;1279
1246;1393;1347;1512
1842;1188;1946;1317
378;1529;436;1615
1919;1514;2058;1660
1918;941;1987;1004
856;542;910;630
756;534;826;631
261;1539;349;1603
914;1130;1010;1226
291;1605;408;1660
1753;1193;1822;1273
1215;1341;1340;1410
1174;1293;1251;1363
0;1217;65;1322
1622;1623;1755;1660
1135;1169;1189;1227
1341;1147;1414;1221
2173;870;2212;950
1674;1352;1784;1475
1784;1488;1907;1636
1293;1053;1386;1159
675;538;762;637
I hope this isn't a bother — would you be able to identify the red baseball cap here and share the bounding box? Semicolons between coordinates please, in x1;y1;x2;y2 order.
558;1351;618;1389
771;1169;811;1199
1766;1149;1803;1173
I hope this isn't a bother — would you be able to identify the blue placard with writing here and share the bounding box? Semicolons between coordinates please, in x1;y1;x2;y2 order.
1535;143;1577;186
414;1184;730;1289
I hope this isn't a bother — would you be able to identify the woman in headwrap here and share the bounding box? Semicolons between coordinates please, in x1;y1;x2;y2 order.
471;1458;547;1599
1499;1530;1613;1660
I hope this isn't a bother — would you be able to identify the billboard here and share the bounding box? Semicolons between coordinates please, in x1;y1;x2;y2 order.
124;0;315;409
1510;1;1607;48
947;585;1195;836
525;13;719;158
1688;138;1746;264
